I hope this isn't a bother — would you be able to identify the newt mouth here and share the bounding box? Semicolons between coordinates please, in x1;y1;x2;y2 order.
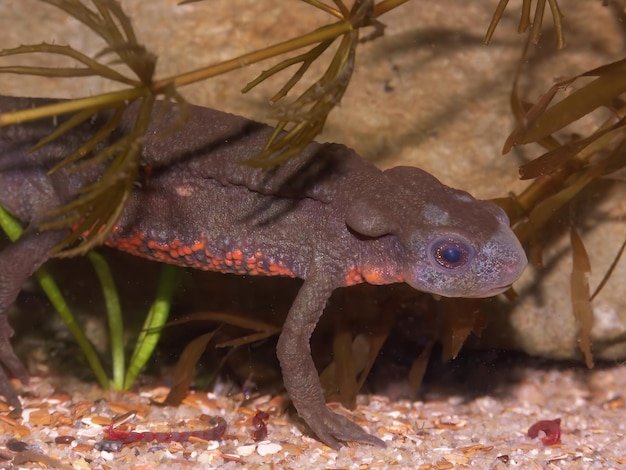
466;283;514;298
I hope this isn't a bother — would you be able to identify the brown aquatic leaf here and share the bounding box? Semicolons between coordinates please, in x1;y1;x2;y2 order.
514;180;578;245
216;331;280;348
164;311;280;348
506;34;563;155
321;285;401;406
407;340;435;397
570;227;594;369
354;331;388;392
503;79;570;153
515;135;626;244
328;328;363;408
353;289;406;395
518;141;585;180
506;59;626;150
321;309;371;407
484;0;565;48
441;298;486;362
167;311;280;340
517;118;626;180
164;331;217;406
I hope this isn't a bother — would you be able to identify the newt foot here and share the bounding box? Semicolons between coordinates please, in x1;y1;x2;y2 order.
306;407;385;449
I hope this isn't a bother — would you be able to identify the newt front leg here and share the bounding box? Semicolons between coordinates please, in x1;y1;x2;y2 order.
277;269;385;449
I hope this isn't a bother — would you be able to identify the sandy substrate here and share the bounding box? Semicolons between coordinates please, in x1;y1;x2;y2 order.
0;357;624;469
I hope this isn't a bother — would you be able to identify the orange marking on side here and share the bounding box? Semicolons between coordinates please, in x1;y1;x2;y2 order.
108;231;298;278
362;267;403;286
344;267;364;286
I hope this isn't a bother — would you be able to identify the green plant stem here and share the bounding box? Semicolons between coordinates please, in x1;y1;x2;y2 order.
153;20;354;90
0;204;22;241
124;264;181;390
0;204;110;389
0;88;143;126
88;251;124;390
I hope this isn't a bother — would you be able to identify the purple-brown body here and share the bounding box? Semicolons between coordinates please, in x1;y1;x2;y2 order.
0;96;526;448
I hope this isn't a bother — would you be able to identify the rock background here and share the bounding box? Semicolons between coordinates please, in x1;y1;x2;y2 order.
1;0;626;360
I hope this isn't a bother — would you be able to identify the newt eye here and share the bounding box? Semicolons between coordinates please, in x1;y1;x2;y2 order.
428;236;474;271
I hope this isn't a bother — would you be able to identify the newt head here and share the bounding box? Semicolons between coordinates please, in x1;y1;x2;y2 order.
346;166;527;298
409;201;527;298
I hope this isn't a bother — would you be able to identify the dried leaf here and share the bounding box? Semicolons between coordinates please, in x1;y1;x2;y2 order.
441;298;486;362
515;136;626;244
321;285;400;406
503;79;569;153
518;120;626;179
216;332;277;348
514;180;577;244
506;59;626;150
164;311;280;348
407;340;435;397
506;35;563;155
328;326;360;407
570;227;594;368
353;290;404;393
164;331;217;406
167;311;280;337
484;0;564;48
518;142;584;180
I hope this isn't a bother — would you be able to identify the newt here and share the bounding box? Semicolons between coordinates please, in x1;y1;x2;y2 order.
0;95;527;448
